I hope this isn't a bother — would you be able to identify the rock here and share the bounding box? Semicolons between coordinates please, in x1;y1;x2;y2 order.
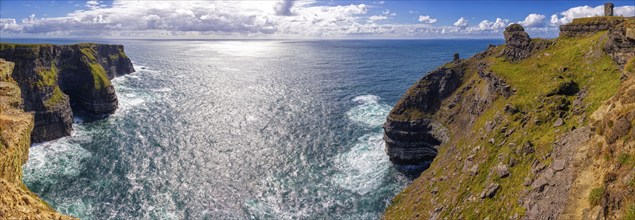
532;162;546;174
0;43;135;142
509;157;517;167
432;187;439;194
523;177;532;186
583;206;604;220
497;163;510;178
503;24;532;62
481;183;500;199
519;141;535;155
504;104;518;114
383;65;461;170
485;120;496;132
470;164;479;176
531;177;548;192
553;118;564;127
552;159;566;171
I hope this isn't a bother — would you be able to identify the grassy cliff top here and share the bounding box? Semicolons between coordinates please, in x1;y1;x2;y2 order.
385;18;635;219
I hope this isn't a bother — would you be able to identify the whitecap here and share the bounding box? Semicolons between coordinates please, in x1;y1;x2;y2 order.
346;95;391;127
23;125;93;192
332;133;391;195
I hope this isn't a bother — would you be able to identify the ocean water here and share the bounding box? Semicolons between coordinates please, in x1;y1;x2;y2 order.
5;39;501;219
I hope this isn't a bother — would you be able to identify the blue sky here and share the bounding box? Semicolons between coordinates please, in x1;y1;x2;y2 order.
1;0;634;39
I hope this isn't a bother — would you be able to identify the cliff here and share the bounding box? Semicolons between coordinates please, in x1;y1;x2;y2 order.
384;17;635;219
0;43;134;142
0;59;74;219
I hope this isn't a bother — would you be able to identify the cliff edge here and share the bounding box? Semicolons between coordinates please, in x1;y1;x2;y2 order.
0;43;134;142
384;16;635;219
0;59;74;219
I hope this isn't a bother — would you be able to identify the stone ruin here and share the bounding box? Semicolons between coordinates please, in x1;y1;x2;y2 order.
605;2;614;16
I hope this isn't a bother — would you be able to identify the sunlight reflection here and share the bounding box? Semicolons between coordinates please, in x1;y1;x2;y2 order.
201;41;281;57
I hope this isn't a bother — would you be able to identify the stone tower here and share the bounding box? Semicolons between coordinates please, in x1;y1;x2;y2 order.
604;2;614;16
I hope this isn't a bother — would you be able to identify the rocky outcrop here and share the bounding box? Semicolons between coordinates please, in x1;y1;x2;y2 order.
0;59;74;219
0;43;134;142
560;17;625;37
384;17;635;219
384;54;512;175
383;66;461;172
502;23;554;62
603;18;635;66
502;24;532;62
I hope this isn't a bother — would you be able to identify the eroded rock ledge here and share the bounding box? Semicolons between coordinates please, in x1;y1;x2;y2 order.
0;43;134;142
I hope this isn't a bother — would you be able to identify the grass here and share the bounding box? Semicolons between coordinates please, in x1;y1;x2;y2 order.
589;187;604;207
79;44;112;90
570;16;626;25
625;204;635;220
385;25;624;219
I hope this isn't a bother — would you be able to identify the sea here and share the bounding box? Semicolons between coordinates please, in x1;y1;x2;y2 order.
2;38;501;219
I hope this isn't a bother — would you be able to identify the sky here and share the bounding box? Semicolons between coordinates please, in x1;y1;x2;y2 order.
0;0;634;39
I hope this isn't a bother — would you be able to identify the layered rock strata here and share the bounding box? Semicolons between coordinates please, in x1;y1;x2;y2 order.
0;43;134;142
0;59;73;219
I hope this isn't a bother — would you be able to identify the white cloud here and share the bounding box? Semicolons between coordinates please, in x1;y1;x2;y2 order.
418;15;437;24
274;0;295;16
453;17;468;28
368;15;388;22
550;5;635;26
1;1;626;38
519;13;545;27
471;18;509;31
85;0;102;10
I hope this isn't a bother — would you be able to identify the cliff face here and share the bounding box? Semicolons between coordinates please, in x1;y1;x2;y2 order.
384;17;635;219
0;43;134;142
0;59;73;219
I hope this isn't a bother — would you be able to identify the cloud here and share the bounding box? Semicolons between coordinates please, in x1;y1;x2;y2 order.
418;15;437;24
519;13;545;27
550;5;635;26
274;0;295;16
85;0;102;10
471;18;509;31
368;15;388;22
453;17;468;28
0;1;625;38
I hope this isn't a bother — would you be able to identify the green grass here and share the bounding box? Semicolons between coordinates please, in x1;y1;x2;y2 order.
78;44;112;90
34;63;66;108
625;204;635;220
570;16;626;25
385;25;624;220
589;187;604;207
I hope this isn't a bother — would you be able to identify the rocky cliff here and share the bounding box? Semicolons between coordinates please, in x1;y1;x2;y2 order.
0;43;134;142
384;17;635;219
0;59;74;219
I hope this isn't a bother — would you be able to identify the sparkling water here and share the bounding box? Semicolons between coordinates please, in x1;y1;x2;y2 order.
4;39;501;219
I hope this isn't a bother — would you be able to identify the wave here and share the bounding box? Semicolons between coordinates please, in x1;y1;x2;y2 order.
346;95;391;127
333;95;394;195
